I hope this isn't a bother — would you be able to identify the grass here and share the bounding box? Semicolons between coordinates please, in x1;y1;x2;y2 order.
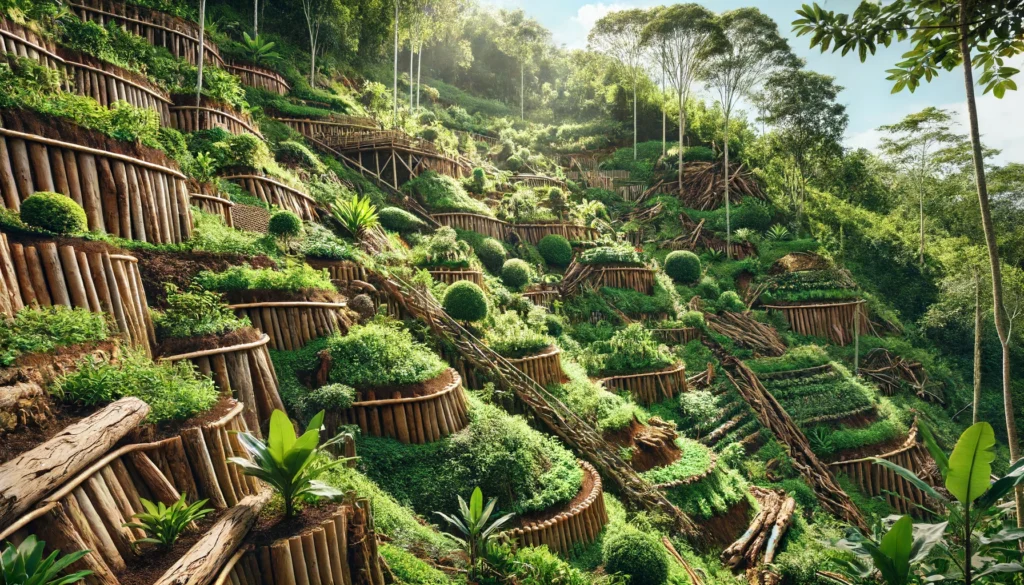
640;439;714;484
0;307;109;366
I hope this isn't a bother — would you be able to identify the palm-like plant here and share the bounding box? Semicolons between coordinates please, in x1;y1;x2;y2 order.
230;409;351;518
330;195;379;238
0;536;92;585
435;487;514;574
241;32;280;67
122;494;212;549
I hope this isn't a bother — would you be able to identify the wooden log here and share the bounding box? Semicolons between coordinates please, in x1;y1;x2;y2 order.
34;503;120;585
181;427;228;509
0;397;149;528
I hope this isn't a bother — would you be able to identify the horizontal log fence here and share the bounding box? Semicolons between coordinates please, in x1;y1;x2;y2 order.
586;266;655;295
324;369;469;444
431;212;507;240
0;123;192;244
305;258;367;284
512;223;598;245
231;203;271;233
426;267;485;287
763;300;868;346
565;169;630;181
506;346;565;388
229;301;350;351
190;192;234;226
0;240;154;352
225;63;290;95
0;20;173;126
223;174;318;222
506;461;608;557
512;174;567;189
170;98;262;138
69;0;225;67
161;334;284;434
652;327;702;346
618;183;647;202
599;363;687;406
452;129;500;148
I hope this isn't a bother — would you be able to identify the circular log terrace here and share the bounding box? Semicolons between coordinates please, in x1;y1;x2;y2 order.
0;19;173;126
0;122;192;244
652;327;702;345
224;62;291;95
324;369;469;444
222;173;319;222
0;238;155;352
426;267;485;287
505;346;565;388
512;174;567;189
190;192;234;227
160;333;285;434
69;0;225;67
586;266;656;295
512;222;598;245
175;400;262;509
505;461;608;557
523;287;560;307
599;363;687;406
304;258;366;284
229;300;350;351
170;96;263;138
431;212;508;240
763;299;868;346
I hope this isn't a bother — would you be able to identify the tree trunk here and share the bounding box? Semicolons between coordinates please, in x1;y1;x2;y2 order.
959;0;1021;527
973;266;982;424
0;397;150;528
409;32;415;111
196;0;205;106
661;66;666;156
724;111;731;259
416;42;423;110
253;0;258;35
521;61;525;121
633;77;637;160
920;188;925;268
309;37;316;87
678;90;685;186
393;0;399;126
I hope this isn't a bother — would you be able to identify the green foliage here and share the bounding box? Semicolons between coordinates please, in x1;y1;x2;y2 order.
577;243;643;266
300;224;353;261
548;361;642;432
747;346;831;374
194;262;335;293
485;311;552;358
403;172;492;216
640;439;714;485
53;349;218;424
603;141;665;183
682;146;715;162
664;251;702;283
331;195;379;237
0;535;92;585
122;494;212;549
469;167;488;194
718;290;746;312
325;322;447;388
19;192;87;235
239;32;281;67
442;281;489;322
411;227;472;269
378;207;427;234
474;238;507;274
378;544;453;585
601;527;669;585
230;410;349;518
298;383;355;421
435;487;515;574
0;306;108;367
661;465;747;520
761;366;877;427
483;544;610;585
677;391;719;435
268;210;302;239
537;234;572;267
500;259;533;290
153;285;249;340
496;189;556;224
580;324;675;376
188;209;278;257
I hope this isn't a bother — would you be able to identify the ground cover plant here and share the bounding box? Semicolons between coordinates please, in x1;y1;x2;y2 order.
577;324;676;377
485;311;552;359
193;261;335;293
153;285;249;340
323;320;448;389
402;172;492;216
0;307;109;367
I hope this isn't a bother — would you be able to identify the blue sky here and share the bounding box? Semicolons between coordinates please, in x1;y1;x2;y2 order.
482;0;1024;163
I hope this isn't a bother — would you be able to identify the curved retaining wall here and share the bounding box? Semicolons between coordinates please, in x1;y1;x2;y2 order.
272;117;380;142
0;120;192;244
0;233;18;317
0;20;173;125
224;63;290;95
586;266;655;294
600;363;687;405
0;240;154;352
69;0;225;67
190;192;234;226
513;223;598;245
426;267;485;287
170;96;262;138
652;327;702;345
230;301;349;351
512;174;567;189
223;174;318;222
176;400;261;509
763;299;868;346
431;212;507;240
523;288;559;307
506;346;565;388
161;333;285;434
324;369;469;444
305;258;366;284
506;461;608;557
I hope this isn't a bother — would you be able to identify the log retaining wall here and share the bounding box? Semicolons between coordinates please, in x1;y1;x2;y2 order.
305;259;366;284
431;212;507;240
652;327;702;345
586;266;655;294
176;400;261;509
190;192;234;227
600;363;687;405
230;301;350;351
223;174;318;222
506;346;565;388
224;63;290;95
513;223;598;245
523;288;559;307
426;267;485;287
764;300;868;346
170;97;262;138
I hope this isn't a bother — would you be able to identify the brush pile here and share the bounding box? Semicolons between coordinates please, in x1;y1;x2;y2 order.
655;162;765;210
861;348;943;403
705;311;786;357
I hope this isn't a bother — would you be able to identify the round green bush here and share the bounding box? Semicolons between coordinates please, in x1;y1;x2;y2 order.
682;146;715;162
664;251;702;283
733;199;773;232
537;235;572;267
475;238;507;274
501;259;532;290
602;529;669;585
420;127;438;142
378;207;426;233
442;281;488;322
268;210;302;238
20;192;87;234
719;290;746;312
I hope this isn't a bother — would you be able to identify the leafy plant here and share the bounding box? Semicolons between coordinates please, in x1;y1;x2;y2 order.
0;306;108;367
765;224;791;242
122;494;212;550
19;192;87;235
194;262;335;293
240;32;280;67
442;281;489;323
435;487;514;575
410;227;472;269
500;259;533;290
577;244;643;266
0;536;92;585
153;285;249;339
331;195;379;237
537;235;572;267
324;322;447;388
268;210;302;240
485;311;552;358
231;410;350;518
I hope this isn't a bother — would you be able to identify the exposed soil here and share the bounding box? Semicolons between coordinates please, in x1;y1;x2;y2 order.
130;395;238;443
354;368;455;401
0;231;126;254
115;512;221;585
247;502;342;548
132;249;277;308
2;339;120;376
223;288;345;305
603;417;681;473
768;252;831;274
824;433;908;464
155;326;262;357
600;362;682;379
700;498;752;549
513;463;594;528
0;402;89;464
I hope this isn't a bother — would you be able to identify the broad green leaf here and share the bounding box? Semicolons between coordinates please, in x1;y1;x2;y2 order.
268;410;295;464
976;563;1024;577
976;456;1024;509
470;487;483;523
909;521;947;563
879;516;913;585
946;422;996;504
872;458;948;504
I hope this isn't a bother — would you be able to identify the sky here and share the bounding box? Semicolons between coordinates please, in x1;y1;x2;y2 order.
480;0;1024;164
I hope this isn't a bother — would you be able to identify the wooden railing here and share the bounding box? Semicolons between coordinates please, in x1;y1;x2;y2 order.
272;116;380;140
512;174;567;189
586;266;655;294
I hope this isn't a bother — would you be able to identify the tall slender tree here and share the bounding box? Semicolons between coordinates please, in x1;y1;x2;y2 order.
643;4;721;185
196;0;205;105
794;0;1024;524
703;8;793;257
496;9;549;121
589;9;651;160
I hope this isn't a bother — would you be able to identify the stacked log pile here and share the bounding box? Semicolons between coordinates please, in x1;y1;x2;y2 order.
705;312;785;357
229;301;351;351
223;174;318;222
654;162;765;210
720;487;795;571
861;348;940;402
506;346;566;388
599;363;687;406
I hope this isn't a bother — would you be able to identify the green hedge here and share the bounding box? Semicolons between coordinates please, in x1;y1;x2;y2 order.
325;322;447;388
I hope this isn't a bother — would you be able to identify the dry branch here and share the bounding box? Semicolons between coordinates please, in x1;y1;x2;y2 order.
704;312;786;357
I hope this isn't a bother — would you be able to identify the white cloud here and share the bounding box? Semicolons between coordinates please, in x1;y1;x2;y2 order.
556;2;658;50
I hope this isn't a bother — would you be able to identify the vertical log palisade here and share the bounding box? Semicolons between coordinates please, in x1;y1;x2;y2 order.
224;63;291;95
222;173;319;222
229;301;351;351
763;299;868;346
599;363;688;406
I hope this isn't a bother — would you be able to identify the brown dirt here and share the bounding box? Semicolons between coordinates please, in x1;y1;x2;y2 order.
700;498;752;549
0;402;89;464
155;326;262;357
222;288;345;304
0;231;126;255
114;511;221;585
132;249;277;307
247;502;342;548
824;433;909;464
354;368;455;400
604;418;682;473
768;252;830;275
513;464;594;528
130;395;238;443
2;339;120;376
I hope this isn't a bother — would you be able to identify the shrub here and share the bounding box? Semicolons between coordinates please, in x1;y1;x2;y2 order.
299;383;355;420
410;227;472;269
188;209;278;257
664;251;702;283
733;198;773;232
501;259;532;290
474;238;507;274
325;322;447;388
695;276;721;299
537;235;572;267
678;391;719;435
718;290;746;312
581;323;675;376
331;195;379;237
682;146;715;162
577;244;642;266
19;192;87;234
420;127;438;142
469;167;487;194
403;171;491;216
300;224;353;261
194;262;335;293
378;207;426;234
153;285;249;339
442;281;488;322
486;312;551;358
0;306;108;367
602;528;669;585
679;311;705;328
267;211;302;239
